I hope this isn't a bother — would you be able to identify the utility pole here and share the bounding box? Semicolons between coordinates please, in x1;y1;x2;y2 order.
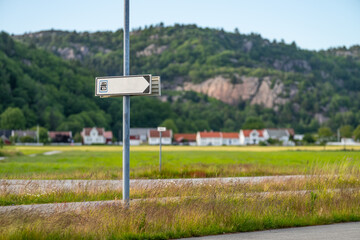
157;127;166;172
95;0;161;205
37;124;39;144
159;131;162;172
123;0;130;205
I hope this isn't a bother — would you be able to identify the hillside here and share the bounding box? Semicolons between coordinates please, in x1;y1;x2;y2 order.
1;24;360;135
1;31;266;138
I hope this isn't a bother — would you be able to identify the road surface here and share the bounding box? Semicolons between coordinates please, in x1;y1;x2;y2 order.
182;222;360;240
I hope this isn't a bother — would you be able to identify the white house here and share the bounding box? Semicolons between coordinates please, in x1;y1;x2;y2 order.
148;129;173;145
130;135;141;146
196;131;222;146
81;127;112;145
263;128;294;145
222;132;240;145
239;129;265;145
130;128;154;144
327;138;360;146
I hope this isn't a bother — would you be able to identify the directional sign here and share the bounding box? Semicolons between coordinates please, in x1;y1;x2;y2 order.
157;127;166;132
95;75;151;96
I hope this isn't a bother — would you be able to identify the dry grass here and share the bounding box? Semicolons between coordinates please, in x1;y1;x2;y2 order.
0;187;359;239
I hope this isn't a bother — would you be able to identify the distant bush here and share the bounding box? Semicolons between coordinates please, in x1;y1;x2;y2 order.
259;141;267;146
20;136;35;143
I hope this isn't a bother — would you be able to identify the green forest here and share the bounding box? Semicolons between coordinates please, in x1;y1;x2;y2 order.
1;24;360;139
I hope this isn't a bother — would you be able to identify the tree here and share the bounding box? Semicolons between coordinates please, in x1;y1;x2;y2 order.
0;107;26;129
303;133;315;144
73;132;82;143
317;127;333;143
160;119;178;133
242;117;264;129
353;125;360;141
340;125;353;138
30;126;49;144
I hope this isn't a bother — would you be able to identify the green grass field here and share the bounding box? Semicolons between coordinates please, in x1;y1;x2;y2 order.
0;145;360;179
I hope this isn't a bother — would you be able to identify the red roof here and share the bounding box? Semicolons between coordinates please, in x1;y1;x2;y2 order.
149;130;172;138
130;135;140;140
104;131;113;139
82;127;104;136
241;129;264;137
287;128;295;136
222;132;239;139
174;133;197;142
48;131;72;139
199;131;222;138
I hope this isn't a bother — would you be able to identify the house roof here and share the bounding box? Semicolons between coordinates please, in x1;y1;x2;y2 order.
222;132;239;139
265;129;289;139
12;130;37;138
286;128;295;136
149;130;172;138
0;130;11;138
104;131;113;139
48;131;72;139
130;128;155;136
174;133;197;142
130;135;140;140
198;131;222;138
241;129;264;137
82;127;104;136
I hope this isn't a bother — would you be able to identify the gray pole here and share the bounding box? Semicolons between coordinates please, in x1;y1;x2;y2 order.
122;0;130;205
159;131;162;172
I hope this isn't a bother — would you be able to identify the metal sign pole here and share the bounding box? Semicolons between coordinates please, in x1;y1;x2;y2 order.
159;131;162;172
122;0;130;205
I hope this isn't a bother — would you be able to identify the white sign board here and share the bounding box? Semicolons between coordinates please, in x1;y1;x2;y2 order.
95;75;151;96
157;127;166;132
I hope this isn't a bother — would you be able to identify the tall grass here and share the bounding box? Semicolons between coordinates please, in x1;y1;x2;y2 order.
1;187;359;239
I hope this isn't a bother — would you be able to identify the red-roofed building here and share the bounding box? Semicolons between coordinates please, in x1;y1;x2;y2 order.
130;135;141;145
81;127;112;145
222;132;240;145
48;131;72;143
239;129;265;145
196;131;222;146
174;133;197;145
148;129;173;145
103;131;113;144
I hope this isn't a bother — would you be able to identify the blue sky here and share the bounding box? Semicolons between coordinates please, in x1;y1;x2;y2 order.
0;0;359;50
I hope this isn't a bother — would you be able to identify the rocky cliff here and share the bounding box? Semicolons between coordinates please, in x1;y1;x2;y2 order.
182;76;289;108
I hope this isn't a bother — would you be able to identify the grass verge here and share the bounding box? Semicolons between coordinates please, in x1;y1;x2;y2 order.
0;187;359;239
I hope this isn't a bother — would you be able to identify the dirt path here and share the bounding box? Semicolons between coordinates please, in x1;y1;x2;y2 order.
0;175;308;194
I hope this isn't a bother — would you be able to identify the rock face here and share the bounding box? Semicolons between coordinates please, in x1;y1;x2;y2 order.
183;76;289;108
251;77;288;108
136;44;168;57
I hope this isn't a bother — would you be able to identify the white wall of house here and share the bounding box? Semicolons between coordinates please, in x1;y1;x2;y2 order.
239;130;265;145
83;128;105;145
196;133;222;146
130;139;141;145
222;138;240;145
148;137;172;145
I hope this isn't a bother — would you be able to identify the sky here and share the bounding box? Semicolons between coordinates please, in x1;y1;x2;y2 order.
0;0;359;51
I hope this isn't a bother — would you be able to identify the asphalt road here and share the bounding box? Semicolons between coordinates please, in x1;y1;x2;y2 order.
182;222;360;240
